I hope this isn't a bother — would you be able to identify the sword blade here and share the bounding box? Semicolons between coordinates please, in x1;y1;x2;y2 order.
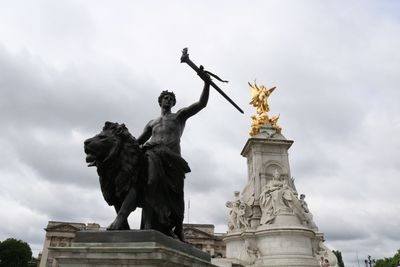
181;48;244;114
208;79;244;114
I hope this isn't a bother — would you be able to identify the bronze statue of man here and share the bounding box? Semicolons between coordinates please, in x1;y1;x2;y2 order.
85;67;212;240
136;71;211;241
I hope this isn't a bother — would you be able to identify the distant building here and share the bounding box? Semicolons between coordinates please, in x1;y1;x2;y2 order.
38;221;101;267
183;223;226;258
38;221;226;266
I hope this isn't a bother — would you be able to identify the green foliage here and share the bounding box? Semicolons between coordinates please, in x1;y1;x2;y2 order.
0;238;32;267
332;250;345;267
375;257;392;267
375;249;400;267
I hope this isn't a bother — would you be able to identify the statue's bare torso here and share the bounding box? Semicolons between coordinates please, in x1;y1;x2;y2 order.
138;85;210;152
146;112;185;154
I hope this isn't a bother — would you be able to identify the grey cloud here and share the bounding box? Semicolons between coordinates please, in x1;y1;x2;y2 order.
0;46;157;131
185;147;245;194
0;45;161;188
323;221;369;241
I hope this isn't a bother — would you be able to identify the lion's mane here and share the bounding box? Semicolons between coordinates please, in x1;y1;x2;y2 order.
85;121;143;207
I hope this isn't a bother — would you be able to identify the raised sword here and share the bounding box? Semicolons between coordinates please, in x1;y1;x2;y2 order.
180;48;244;114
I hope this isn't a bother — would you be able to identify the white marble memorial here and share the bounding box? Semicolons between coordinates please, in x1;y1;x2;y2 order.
217;123;338;267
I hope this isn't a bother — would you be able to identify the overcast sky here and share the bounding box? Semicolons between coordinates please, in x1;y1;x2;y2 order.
0;1;399;266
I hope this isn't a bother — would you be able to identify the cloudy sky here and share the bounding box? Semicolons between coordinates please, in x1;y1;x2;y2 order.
1;0;399;265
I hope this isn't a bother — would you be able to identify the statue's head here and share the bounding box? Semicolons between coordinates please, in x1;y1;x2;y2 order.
158;90;176;107
300;194;305;200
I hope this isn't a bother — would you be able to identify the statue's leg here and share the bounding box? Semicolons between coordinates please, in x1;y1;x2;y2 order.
143;155;157;230
111;205;130;230
140;208;145;229
142;202;152;230
113;203;121;214
107;203;130;230
174;221;185;242
173;193;185;242
107;187;137;230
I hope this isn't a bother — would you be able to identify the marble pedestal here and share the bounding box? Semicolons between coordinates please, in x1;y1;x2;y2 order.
222;214;320;267
217;124;335;267
49;230;217;267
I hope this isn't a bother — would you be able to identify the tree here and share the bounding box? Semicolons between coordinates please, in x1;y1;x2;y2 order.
375;249;400;267
375;257;392;267
0;238;32;267
332;250;345;267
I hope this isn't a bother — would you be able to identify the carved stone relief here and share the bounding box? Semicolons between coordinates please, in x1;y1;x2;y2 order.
226;192;252;231
240;239;261;265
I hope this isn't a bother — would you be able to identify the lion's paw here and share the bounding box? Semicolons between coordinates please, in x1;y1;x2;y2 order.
107;217;130;230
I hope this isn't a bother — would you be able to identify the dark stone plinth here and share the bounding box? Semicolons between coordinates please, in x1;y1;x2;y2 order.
49;230;217;267
74;229;210;261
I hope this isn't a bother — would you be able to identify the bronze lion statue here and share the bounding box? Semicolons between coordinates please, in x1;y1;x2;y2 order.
84;121;144;230
84;121;187;240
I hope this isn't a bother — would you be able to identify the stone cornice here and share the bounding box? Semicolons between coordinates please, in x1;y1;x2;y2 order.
45;223;83;232
241;137;294;157
184;227;216;239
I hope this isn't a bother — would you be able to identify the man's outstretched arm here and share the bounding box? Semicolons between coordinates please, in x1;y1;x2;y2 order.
178;74;211;121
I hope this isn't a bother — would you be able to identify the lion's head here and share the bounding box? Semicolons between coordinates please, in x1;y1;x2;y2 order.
84;121;137;167
84;121;142;206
